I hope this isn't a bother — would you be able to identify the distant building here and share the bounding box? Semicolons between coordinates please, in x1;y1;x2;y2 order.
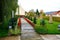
46;10;60;17
15;6;25;17
53;11;60;16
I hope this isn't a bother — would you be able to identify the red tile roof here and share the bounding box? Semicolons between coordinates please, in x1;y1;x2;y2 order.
52;10;60;15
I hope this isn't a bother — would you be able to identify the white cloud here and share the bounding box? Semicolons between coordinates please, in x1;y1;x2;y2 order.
18;0;60;12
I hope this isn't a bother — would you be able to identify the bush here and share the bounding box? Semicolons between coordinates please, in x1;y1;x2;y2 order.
53;17;60;22
0;29;8;37
34;24;47;34
33;17;36;24
9;17;21;35
44;16;60;22
40;19;45;26
8;16;18;30
28;16;30;19
9;26;21;35
0;17;11;37
31;17;32;21
44;16;49;20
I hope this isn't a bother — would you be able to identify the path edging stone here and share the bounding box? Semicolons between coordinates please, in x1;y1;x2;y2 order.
24;18;35;27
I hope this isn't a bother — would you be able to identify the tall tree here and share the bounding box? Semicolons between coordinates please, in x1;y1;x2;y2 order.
0;0;3;22
36;9;40;17
0;0;18;29
0;0;18;22
40;10;45;19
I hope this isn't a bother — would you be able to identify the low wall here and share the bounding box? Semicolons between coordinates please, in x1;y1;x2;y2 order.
17;18;21;27
24;18;35;27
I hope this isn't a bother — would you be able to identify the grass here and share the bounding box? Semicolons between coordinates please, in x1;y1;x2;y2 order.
0;22;9;37
0;25;8;37
0;30;8;37
34;18;60;34
9;28;21;35
35;25;47;34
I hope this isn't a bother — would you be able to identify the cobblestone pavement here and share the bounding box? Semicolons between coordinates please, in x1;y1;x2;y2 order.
21;18;43;40
0;36;21;40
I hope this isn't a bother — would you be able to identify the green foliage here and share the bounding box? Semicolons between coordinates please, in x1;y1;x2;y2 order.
9;25;21;35
28;16;32;20
0;30;8;37
44;16;60;22
34;18;60;34
9;16;21;35
53;17;60;22
33;17;36;24
40;19;46;26
0;0;18;22
0;0;18;37
0;0;18;29
34;24;47;34
0;27;8;37
28;11;35;18
36;9;40;16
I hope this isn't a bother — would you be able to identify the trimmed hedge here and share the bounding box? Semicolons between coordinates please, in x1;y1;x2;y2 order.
33;17;36;24
44;16;60;22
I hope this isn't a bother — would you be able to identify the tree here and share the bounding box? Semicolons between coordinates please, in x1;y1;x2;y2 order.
28;9;35;20
40;19;45;26
36;9;40;17
33;17;36;24
0;0;18;29
0;0;3;22
0;0;18;22
40;10;45;19
25;11;28;17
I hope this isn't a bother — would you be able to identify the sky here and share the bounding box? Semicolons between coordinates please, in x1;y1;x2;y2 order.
18;0;60;12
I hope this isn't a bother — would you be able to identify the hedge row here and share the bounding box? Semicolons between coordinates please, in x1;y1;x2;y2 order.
44;16;60;22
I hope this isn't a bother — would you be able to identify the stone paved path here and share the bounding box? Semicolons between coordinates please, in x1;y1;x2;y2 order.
21;18;43;40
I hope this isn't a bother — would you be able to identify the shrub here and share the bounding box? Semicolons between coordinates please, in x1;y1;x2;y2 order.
30;17;32;21
9;26;21;35
40;19;45;26
53;17;60;22
0;28;8;37
34;24;47;34
33;17;36;24
44;16;60;22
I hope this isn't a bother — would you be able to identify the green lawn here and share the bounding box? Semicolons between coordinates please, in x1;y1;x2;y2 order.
0;23;8;37
0;24;8;37
34;18;60;34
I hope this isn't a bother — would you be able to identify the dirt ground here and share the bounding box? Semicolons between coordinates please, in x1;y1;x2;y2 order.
0;36;21;40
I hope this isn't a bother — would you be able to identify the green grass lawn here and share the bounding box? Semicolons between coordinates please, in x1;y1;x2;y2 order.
34;18;60;34
0;23;8;37
0;25;8;37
